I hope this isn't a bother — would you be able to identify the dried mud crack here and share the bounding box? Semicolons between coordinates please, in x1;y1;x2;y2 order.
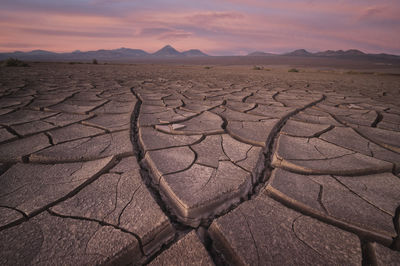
1;63;400;265
129;87;195;264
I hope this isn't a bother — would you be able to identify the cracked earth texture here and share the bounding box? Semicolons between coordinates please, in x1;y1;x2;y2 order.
0;63;399;265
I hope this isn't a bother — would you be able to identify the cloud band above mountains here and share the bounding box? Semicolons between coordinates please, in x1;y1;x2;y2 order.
1;0;399;55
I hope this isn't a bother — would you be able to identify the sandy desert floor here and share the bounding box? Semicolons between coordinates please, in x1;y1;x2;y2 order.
0;62;399;265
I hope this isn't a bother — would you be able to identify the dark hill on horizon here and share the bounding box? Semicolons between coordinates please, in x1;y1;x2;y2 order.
182;49;209;57
278;49;400;61
279;49;369;57
246;49;400;62
152;45;181;57
247;51;276;57
0;45;209;61
284;49;313;56
314;49;365;57
1;46;399;65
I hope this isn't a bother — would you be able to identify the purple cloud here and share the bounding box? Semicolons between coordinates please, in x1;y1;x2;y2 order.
0;0;399;54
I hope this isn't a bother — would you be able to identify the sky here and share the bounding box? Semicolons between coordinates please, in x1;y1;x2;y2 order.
1;0;399;55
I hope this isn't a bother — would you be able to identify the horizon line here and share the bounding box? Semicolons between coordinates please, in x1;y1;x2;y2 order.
2;46;400;57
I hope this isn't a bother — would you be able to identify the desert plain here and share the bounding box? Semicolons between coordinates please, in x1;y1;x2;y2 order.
0;59;400;265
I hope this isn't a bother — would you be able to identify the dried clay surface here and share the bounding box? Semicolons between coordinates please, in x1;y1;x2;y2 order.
0;63;399;265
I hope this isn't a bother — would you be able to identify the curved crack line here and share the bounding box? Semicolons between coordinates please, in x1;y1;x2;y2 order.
352;128;400;155
84;228;110;260
47;209;145;256
311;144;356;160
151;146;198;179
118;184;142;226
131;85;327;263
291;215;334;263
241;92;254;103
225;129;266;148
103;173;122;221
369;110;382;128
225;105;269;119
80;121;118;134
98;134;113;156
49;129;125;146
239;208;260;266
206;92;240;101
266;186;394;247
235;145;254;164
243;103;259;113
260;96;326;163
194;167;218;195
0;205;28;219
331;175;395;217
144;100;226;128
0;157;116;231
326;111;400;154
312;125;335;138
220;134;254;176
392;205;400;250
2;125;22;139
272;91;288;107
46;91;80;108
0;110;59;128
0;183;28;200
143;141;203;152
130;85;194;230
317;185;329;214
86;99;111;114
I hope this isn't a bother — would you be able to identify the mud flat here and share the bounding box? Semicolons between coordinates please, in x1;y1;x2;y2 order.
0;62;399;265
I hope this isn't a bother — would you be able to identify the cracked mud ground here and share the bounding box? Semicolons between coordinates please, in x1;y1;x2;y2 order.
0;63;399;265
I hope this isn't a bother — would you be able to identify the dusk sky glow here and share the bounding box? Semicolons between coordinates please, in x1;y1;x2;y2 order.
1;0;400;55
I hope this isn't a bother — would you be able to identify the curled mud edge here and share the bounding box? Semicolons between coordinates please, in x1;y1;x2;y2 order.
266;185;394;247
130;86;193;264
129;86;330;264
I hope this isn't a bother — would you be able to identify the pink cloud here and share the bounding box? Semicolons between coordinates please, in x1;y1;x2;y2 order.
357;5;400;24
0;1;400;54
189;11;244;23
138;27;192;41
158;32;192;41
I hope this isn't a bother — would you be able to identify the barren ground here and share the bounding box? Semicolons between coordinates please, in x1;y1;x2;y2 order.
0;62;399;265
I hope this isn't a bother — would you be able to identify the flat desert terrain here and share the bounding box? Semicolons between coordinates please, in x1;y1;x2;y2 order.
0;62;400;265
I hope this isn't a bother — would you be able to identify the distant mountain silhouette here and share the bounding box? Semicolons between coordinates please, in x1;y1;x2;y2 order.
0;45;208;61
153;45;208;57
244;48;400;61
282;49;368;57
24;50;58;56
72;48;149;59
1;46;399;62
247;51;276;56
314;49;365;57
182;49;208;57
152;45;181;57
284;49;313;56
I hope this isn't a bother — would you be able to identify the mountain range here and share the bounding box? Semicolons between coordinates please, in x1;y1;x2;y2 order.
248;49;400;60
0;45;208;61
1;45;399;61
282;49;367;57
247;51;276;57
